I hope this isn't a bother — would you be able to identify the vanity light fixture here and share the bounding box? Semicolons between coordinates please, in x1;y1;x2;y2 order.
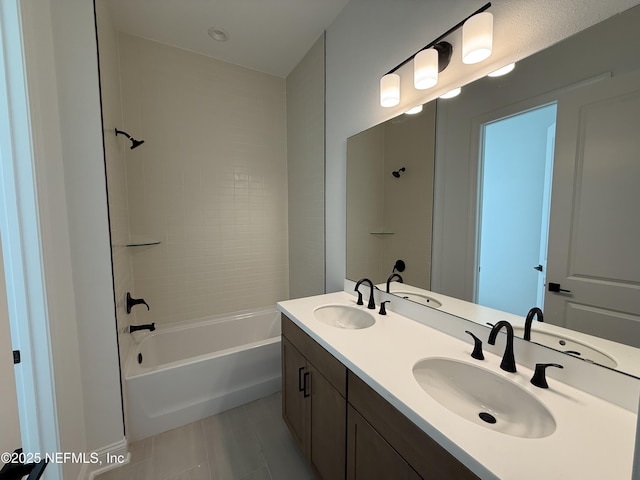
379;2;491;107
439;87;461;99
487;62;516;77
414;47;441;90
462;11;493;64
380;73;401;107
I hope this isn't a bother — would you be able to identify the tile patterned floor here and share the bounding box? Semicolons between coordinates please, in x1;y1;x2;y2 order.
97;393;317;480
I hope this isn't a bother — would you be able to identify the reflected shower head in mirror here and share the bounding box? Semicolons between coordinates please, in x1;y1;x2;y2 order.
392;167;406;178
115;128;145;150
393;260;406;273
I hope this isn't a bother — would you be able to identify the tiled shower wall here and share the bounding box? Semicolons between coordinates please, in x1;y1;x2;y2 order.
118;33;289;326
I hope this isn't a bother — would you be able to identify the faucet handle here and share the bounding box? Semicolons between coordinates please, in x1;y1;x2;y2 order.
464;331;485;360
355;290;364;305
530;363;564;388
126;292;150;314
379;300;390;315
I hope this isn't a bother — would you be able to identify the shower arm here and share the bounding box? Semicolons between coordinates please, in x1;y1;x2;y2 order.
114;128;133;140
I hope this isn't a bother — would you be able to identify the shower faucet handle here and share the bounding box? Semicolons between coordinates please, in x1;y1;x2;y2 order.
126;292;150;314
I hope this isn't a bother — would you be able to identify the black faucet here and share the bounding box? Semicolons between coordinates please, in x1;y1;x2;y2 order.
385;273;403;293
524;307;544;341
126;292;150;314
129;323;155;333
487;320;517;372
354;278;376;309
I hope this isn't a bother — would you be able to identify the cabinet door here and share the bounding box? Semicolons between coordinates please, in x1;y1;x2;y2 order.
308;364;346;480
282;337;308;453
347;405;421;480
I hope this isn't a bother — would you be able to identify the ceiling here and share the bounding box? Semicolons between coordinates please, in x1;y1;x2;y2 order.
105;0;350;77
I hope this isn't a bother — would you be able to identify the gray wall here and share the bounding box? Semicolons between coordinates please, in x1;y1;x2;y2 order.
286;35;326;299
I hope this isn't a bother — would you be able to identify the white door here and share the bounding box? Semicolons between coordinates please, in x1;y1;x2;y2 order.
0;239;21;465
545;69;640;347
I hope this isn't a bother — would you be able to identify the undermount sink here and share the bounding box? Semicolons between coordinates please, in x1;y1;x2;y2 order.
392;290;442;308
413;358;556;438
512;327;617;368
313;305;376;329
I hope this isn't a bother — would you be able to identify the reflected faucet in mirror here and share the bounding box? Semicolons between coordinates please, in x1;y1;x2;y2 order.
524;307;544;341
386;273;403;293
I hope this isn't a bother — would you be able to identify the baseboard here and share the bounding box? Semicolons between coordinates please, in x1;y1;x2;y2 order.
76;437;130;480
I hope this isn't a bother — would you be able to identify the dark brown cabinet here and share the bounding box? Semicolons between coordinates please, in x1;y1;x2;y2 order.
347;405;421;480
282;316;346;480
281;314;479;480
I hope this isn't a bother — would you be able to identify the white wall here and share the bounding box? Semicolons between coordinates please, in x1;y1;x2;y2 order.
48;0;126;464
324;0;640;292
118;34;288;325
15;0;125;477
286;35;326;299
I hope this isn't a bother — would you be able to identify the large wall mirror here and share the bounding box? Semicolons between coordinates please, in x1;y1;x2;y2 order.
347;5;640;378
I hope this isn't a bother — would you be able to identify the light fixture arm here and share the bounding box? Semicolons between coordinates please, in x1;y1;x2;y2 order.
384;2;491;76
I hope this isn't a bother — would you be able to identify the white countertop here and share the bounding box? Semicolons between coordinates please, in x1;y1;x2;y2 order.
278;291;637;480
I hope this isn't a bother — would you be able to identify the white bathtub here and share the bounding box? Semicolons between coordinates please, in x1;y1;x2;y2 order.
124;306;281;441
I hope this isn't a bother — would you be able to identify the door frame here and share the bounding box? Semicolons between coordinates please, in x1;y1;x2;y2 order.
0;1;61;476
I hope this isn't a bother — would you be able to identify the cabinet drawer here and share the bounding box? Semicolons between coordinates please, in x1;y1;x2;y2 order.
282;314;347;396
348;371;479;480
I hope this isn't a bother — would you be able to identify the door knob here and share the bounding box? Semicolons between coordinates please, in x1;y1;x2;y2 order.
548;282;571;293
534;264;543;272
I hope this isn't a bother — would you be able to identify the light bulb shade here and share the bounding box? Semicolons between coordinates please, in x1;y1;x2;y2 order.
488;62;515;77
380;73;401;107
462;12;493;64
414;48;439;90
440;87;461;99
405;105;423;115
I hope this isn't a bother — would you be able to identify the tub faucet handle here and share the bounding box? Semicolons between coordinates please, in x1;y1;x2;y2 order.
126;292;150;314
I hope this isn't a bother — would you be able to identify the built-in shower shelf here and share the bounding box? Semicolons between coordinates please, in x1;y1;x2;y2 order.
369;232;395;235
125;240;161;247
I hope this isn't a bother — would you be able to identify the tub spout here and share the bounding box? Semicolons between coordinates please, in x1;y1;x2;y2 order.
130;323;155;333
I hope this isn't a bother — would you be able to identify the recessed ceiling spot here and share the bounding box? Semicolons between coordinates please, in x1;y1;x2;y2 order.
208;27;229;42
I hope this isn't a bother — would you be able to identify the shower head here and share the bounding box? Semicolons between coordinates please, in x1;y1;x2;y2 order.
392;167;406;178
130;138;145;149
115;128;145;150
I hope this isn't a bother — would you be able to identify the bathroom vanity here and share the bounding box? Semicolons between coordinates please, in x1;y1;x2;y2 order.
282;314;477;480
278;291;637;480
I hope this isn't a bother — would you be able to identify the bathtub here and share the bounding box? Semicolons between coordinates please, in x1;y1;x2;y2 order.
124;306;281;441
